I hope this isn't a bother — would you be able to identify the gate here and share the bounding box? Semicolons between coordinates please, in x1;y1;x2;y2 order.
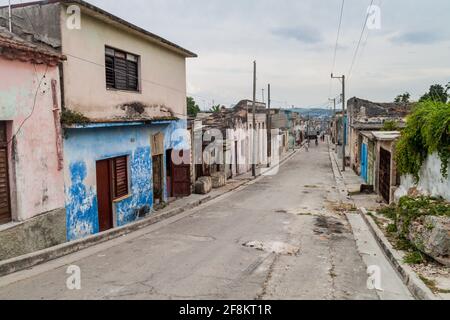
361;143;368;182
379;148;391;203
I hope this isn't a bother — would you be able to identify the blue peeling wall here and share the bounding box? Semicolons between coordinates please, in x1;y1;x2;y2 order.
64;120;189;241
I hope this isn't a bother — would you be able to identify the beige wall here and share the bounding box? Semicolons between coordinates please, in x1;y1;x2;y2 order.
60;7;187;121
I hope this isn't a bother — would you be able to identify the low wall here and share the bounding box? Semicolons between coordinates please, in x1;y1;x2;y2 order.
395;153;450;201
0;208;66;261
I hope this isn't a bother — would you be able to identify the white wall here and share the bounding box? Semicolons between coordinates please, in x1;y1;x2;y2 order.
395;153;450;201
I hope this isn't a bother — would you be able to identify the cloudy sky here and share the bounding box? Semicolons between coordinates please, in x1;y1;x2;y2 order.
3;0;450;109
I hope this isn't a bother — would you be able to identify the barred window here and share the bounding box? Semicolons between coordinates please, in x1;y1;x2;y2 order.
105;46;139;92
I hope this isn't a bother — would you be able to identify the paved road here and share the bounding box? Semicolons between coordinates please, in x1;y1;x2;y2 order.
0;142;379;300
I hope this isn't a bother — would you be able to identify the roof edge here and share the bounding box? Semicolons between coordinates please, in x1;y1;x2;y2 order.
3;0;198;58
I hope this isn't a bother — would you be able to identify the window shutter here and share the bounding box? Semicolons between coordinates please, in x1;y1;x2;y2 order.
112;156;128;199
105;55;115;88
0;123;11;224
114;57;128;90
127;60;138;91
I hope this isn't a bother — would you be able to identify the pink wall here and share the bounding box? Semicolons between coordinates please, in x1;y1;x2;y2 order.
0;56;65;221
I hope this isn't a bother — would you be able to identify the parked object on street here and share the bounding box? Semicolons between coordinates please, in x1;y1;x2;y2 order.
195;177;213;195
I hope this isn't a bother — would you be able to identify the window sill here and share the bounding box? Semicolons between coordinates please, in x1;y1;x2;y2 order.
106;88;142;94
113;194;132;203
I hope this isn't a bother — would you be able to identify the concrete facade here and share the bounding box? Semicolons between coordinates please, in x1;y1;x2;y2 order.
396;153;450;202
0;56;65;222
64;121;189;241
1;1;195;241
0;28;67;259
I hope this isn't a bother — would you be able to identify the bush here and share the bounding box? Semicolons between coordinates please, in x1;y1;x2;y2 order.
395;100;450;182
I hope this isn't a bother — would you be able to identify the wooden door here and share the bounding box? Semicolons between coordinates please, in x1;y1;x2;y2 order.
379;148;391;203
96;160;113;232
152;155;163;203
0;122;11;224
172;150;191;197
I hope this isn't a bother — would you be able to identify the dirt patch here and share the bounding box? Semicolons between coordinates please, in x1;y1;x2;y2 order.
325;201;357;214
314;216;346;235
243;241;300;256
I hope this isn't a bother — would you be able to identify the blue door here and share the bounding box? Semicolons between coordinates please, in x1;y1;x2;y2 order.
361;143;368;182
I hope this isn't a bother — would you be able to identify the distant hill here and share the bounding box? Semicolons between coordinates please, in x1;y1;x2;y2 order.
287;108;334;118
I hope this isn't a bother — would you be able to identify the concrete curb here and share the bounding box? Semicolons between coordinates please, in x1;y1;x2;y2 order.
0;149;299;278
359;208;440;300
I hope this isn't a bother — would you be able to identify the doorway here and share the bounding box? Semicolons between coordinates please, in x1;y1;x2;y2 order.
152;155;164;204
379;148;391;203
0;122;11;225
96;160;113;232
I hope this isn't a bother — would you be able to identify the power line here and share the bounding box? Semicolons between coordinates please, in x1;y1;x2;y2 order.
7;65;49;145
329;0;346;98
348;0;375;80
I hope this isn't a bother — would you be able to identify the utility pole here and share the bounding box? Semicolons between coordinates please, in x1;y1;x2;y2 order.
329;98;337;147
267;83;271;167
331;73;346;171
262;89;265;103
8;0;12;32
252;61;257;177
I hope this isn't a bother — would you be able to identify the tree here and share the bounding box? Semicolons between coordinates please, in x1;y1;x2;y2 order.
419;84;448;103
210;104;221;113
187;97;201;117
394;92;411;104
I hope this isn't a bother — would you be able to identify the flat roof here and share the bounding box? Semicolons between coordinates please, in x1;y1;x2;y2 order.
372;131;401;141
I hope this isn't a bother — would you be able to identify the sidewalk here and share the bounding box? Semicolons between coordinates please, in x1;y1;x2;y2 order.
0;149;299;278
328;140;414;300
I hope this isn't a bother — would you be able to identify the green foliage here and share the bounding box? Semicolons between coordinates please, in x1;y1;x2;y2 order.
377;196;450;265
61;109;90;126
395;92;411;104
419;84;448;103
187;97;201;117
396;196;450;238
404;251;426;265
395;100;450;181
210;104;221;113
382;120;399;131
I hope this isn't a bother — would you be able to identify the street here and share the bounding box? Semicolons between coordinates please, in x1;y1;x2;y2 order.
0;142;378;300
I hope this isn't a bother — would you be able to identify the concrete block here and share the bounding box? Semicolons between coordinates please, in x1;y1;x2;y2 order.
0;208;66;261
211;172;226;189
195;177;212;195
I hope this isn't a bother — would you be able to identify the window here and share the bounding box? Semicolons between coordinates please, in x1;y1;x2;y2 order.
105;46;139;91
111;156;129;199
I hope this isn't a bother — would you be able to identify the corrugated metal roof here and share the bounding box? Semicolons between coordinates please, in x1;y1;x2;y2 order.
0;26;65;64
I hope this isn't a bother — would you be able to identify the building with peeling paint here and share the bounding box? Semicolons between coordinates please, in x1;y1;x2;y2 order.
1;0;196;241
0;27;67;260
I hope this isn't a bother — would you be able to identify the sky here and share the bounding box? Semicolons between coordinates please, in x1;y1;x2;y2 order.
2;0;450;110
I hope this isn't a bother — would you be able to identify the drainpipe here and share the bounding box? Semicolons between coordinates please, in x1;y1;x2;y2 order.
8;0;12;32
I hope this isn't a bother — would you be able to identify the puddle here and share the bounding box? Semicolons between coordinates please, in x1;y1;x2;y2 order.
243;241;300;256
